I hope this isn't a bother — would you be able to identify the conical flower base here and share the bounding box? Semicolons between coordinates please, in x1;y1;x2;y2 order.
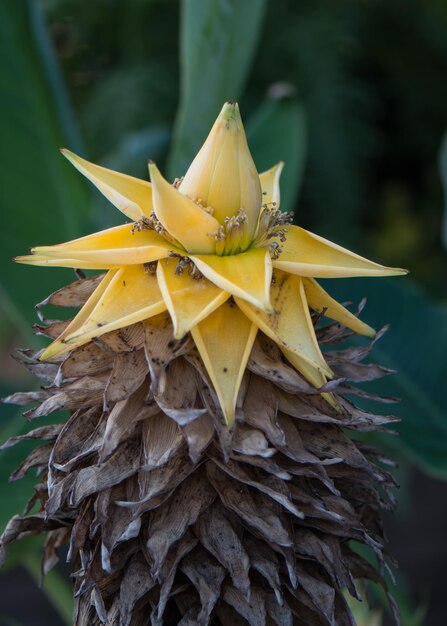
1;274;399;626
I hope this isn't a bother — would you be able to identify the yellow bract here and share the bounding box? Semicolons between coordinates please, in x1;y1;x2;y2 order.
156;259;229;339
189;248;272;311
149;162;220;254
16;102;407;425
32;224;176;268
235;272;331;376
274;225;407;278
62;149;152;220
191;300;257;425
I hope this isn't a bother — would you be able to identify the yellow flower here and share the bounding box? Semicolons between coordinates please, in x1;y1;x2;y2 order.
16;102;406;424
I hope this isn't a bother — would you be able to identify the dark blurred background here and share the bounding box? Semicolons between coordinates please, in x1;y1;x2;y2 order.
1;0;447;624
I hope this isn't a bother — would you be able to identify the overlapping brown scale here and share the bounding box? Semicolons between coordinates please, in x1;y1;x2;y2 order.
0;275;400;625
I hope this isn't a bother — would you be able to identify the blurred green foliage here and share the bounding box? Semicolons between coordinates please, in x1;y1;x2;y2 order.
1;0;447;623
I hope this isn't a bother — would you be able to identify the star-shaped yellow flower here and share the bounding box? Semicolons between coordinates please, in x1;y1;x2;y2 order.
16;102;406;424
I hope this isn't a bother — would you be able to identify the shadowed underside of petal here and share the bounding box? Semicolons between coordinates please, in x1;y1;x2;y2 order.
189;248;272;311
235;272;332;376
274;225;408;278
191;300;258;425
149;163;220;254
156;258;229;339
30;224;176;267
62;149;152;220
259;162;284;207
41;266;166;360
40;270;117;359
303;278;376;338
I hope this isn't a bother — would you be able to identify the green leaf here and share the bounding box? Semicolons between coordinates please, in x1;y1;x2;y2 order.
439;128;447;252
168;0;267;177
2;536;72;625
326;277;447;478
0;0;88;332
246;93;307;214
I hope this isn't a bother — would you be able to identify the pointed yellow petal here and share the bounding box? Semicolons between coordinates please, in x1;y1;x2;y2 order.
15;255;120;270
179;102;262;242
259;162;284;207
281;347;327;388
42;265;166;358
303;278;376;337
235;271;332;376
282;348;339;410
156;258;229;339
189;248;272;311
62;149;152;220
191;300;257;425
149;162;220;254
274;225;408;278
31;224;177;266
41;270;118;359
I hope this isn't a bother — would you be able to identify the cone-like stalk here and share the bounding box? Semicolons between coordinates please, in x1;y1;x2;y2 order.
0;275;400;626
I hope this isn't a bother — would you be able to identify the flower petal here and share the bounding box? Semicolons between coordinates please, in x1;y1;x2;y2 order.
259;162;284;207
40;270;118;359
15;255;120;270
191;300;258;425
156;258;229;339
189;248;272;311
62;149;152;220
274;225;408;278
30;224;176;266
41;265;166;359
149;162;220;254
179;102;262;242
282;347;339;410
303;278;376;337
281;347;327;388
235;271;332;376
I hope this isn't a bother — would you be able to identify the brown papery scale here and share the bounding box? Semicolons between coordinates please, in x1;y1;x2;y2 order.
0;273;400;626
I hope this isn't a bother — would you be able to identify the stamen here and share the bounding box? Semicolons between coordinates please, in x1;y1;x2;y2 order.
168;252;203;280
252;203;294;259
143;261;158;274
131;216;154;233
131;212;183;249
208;208;251;255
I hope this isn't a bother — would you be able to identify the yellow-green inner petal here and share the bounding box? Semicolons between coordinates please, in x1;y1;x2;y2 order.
179;102;262;244
62;149;153;220
189;248;272;311
31;224;177;267
149;162;220;254
191;300;258;425
156;258;230;339
303;278;376;338
235;271;332;376
274;225;408;278
259;162;284;207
